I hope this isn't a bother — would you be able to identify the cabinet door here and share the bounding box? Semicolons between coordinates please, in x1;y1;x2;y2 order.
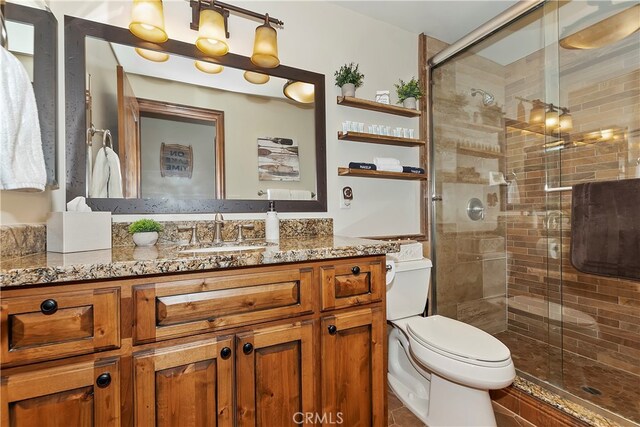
236;321;316;427
133;337;234;427
1;357;120;427
321;308;385;427
320;258;384;311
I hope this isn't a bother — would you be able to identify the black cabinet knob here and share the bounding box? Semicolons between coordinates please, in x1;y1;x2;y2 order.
220;347;232;359
328;325;337;335
96;373;111;388
351;266;360;275
40;299;58;315
243;343;254;355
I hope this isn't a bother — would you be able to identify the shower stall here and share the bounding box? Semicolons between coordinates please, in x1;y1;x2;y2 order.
429;1;639;423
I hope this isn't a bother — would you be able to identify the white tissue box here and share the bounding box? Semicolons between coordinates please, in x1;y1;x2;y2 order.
47;212;112;253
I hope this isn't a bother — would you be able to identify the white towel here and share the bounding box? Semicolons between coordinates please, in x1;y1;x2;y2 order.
377;164;403;173
373;157;401;167
267;189;290;200
507;180;520;204
90;147;123;198
0;46;46;191
290;190;313;200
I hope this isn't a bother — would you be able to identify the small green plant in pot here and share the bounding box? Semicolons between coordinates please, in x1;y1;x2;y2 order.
394;77;424;109
335;62;364;97
128;219;163;246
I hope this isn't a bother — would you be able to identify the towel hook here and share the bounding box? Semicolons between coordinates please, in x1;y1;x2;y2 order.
102;130;112;149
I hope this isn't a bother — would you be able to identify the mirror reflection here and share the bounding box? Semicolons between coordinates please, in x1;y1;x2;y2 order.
6;20;34;82
84;37;317;201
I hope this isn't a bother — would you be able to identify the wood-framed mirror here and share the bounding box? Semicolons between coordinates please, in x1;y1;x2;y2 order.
4;2;58;187
65;16;326;213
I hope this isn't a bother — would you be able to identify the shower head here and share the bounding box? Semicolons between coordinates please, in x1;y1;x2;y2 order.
471;88;495;106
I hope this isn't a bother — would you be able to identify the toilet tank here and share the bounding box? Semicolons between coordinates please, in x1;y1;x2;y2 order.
386;256;432;321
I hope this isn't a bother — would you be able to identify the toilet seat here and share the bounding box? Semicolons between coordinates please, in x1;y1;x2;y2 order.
405;315;512;368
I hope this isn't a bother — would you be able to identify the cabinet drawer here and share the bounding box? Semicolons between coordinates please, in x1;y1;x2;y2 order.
320;259;384;311
1;288;120;366
133;268;314;343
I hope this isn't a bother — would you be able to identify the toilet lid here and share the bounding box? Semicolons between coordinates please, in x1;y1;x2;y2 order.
406;315;511;364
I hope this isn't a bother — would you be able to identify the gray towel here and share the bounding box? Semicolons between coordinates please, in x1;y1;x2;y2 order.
571;178;640;280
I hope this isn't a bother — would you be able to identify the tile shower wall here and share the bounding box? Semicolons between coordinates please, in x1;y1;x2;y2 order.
431;35;509;334
503;34;640;375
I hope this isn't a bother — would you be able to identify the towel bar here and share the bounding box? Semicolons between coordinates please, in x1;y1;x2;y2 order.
257;190;316;198
544;184;572;193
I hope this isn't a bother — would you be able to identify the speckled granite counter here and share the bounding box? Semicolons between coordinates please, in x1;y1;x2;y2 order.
0;236;400;287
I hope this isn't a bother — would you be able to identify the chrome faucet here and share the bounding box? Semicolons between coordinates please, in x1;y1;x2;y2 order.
213;213;224;244
178;225;198;245
236;224;255;243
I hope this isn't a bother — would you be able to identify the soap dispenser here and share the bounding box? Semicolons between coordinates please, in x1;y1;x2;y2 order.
265;201;279;242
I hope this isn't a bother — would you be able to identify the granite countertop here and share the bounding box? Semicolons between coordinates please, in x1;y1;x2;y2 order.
0;236;400;287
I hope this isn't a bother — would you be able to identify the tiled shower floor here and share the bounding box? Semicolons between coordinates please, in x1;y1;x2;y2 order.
495;330;640;424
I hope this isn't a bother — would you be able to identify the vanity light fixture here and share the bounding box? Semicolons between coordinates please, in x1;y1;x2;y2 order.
195;60;223;74
560;3;640;50
135;47;169;62
244;70;269;84
559;107;573;132
283;80;315;103
529;99;546;125
251;14;279;68
545;104;560;131
195;7;229;57
129;0;168;43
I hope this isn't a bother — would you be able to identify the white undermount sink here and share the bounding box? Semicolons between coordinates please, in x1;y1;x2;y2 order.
179;245;265;254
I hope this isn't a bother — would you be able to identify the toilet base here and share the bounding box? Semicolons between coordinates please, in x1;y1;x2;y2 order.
388;326;498;427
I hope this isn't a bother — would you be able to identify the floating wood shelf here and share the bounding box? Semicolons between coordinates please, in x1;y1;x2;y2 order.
457;146;502;159
338;131;424;147
337;96;422;117
338;167;428;180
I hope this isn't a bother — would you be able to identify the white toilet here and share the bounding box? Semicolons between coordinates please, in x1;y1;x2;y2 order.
386;255;515;427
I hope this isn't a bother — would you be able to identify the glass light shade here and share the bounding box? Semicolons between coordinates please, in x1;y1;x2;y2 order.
195;60;223;74
135;48;169;62
283;81;315;103
529;100;545;124
129;0;168;43
196;9;229;57
560;4;640;50
244;71;270;84
251;20;279;68
545;108;559;130
559;111;573;132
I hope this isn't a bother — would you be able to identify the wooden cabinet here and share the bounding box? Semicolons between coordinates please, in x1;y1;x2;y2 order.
1;288;120;366
1;255;387;427
1;357;120;427
133;267;313;344
321;308;385;427
236;321;316;427
133;337;234;427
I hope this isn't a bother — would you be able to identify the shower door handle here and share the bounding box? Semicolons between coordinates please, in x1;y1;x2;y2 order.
432;194;443;202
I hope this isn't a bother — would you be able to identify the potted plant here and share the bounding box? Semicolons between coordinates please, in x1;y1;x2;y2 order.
394;77;424;109
128;219;163;246
335;62;364;97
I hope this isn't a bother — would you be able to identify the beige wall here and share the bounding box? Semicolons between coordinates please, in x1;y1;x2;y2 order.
140;116;217;199
127;74;316;200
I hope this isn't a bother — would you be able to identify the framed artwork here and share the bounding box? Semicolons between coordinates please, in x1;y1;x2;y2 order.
160;143;193;178
258;137;300;181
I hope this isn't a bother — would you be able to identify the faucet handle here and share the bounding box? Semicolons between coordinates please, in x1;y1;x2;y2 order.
214;213;224;223
236;223;255;243
178;225;198;245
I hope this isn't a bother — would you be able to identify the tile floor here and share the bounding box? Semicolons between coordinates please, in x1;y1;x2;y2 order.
387;386;534;427
495;330;640;424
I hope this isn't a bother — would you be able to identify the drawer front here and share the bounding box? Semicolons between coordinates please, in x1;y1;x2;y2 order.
134;268;314;343
1;288;120;366
320;259;384;310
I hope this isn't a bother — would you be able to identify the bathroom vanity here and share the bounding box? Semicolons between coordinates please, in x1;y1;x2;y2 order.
0;236;398;427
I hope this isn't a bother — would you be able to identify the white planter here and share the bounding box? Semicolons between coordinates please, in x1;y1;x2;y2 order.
133;231;158;247
341;83;356;97
402;97;417;110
